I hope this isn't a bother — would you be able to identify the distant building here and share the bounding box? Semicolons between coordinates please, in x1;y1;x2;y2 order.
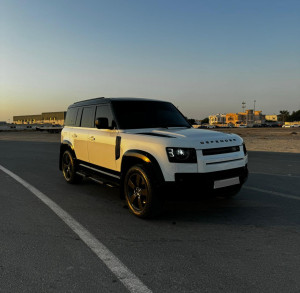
265;115;278;121
252;110;265;125
13;111;66;125
226;113;244;127
284;121;300;126
226;110;265;127
0;121;7;126
209;114;226;125
209;110;265;127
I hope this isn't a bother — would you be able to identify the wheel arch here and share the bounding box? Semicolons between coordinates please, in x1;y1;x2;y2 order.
121;150;165;183
59;140;76;170
121;150;165;217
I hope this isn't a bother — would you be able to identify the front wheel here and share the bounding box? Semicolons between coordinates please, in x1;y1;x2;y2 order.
124;165;161;218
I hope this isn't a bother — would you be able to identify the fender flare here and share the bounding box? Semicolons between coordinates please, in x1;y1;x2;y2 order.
59;140;75;170
61;140;74;151
121;150;165;182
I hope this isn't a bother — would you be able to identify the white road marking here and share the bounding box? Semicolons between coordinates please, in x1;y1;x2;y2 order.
0;165;152;293
251;172;300;178
244;186;300;201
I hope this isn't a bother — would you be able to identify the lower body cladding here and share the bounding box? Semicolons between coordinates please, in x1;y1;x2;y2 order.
163;165;248;198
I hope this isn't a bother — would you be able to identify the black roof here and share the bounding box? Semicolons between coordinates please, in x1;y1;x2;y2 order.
69;97;166;108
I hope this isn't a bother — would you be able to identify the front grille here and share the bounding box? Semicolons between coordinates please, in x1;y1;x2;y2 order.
202;146;240;156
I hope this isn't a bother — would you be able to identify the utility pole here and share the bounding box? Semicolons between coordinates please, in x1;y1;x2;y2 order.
242;101;246;112
254;100;256;112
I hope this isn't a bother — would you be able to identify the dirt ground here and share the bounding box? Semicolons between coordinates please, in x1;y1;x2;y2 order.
0;128;300;153
215;127;300;153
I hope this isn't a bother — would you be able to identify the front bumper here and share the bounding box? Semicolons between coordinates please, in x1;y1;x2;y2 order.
164;165;248;196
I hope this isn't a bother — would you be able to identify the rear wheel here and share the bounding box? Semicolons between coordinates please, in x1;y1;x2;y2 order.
124;164;162;218
62;150;81;184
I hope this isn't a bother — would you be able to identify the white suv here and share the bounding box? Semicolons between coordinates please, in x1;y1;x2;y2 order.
60;97;248;218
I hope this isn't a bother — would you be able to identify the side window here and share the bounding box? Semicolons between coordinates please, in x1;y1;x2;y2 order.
75;108;83;127
95;105;114;128
81;107;96;128
65;108;78;126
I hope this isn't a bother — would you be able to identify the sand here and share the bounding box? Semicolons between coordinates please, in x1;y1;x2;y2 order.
214;127;300;153
0;128;299;153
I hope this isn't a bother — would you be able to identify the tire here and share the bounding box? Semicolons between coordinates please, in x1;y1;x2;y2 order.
124;164;162;218
61;150;81;184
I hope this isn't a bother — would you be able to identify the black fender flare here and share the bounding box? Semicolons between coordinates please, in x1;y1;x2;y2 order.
59;140;75;170
121;150;165;183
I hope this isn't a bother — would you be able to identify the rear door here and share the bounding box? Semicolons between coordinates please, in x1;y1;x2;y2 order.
73;106;95;162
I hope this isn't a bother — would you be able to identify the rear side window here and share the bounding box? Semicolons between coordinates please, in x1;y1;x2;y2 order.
75;108;83;127
65;108;78;126
81;107;96;128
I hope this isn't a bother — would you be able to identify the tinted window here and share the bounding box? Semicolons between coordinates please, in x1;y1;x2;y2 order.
65;108;78;126
81;107;96;128
111;101;190;129
96;105;114;128
75;108;83;127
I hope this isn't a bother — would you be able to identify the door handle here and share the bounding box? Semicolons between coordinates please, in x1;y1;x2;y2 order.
88;136;95;141
72;134;77;138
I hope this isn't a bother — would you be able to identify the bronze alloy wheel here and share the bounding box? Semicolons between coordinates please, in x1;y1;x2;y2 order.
62;150;78;183
124;165;154;218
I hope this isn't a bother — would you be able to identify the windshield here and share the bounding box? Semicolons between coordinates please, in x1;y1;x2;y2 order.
111;100;191;129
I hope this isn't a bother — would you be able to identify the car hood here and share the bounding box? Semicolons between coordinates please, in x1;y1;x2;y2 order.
123;127;243;149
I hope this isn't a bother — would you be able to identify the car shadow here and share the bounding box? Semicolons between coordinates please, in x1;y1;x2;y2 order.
154;192;300;227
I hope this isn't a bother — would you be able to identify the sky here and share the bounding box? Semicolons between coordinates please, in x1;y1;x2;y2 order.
1;0;300;122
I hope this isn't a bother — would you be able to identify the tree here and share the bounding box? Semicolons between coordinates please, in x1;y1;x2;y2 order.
289;110;300;121
187;118;196;125
278;110;290;122
201;117;209;124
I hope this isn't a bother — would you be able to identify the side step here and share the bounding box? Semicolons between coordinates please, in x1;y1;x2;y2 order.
76;171;120;188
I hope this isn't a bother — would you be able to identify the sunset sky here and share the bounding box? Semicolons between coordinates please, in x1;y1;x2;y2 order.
1;0;299;122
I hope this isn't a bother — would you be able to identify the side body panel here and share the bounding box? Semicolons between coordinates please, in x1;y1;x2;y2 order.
72;127;90;162
87;129;119;170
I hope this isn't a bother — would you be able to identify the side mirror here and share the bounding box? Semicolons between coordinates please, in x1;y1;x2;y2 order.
95;117;109;129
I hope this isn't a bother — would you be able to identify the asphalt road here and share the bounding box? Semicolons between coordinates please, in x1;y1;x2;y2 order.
0;140;300;292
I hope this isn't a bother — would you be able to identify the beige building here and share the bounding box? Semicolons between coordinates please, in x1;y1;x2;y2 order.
284;121;300;126
265;115;278;121
13;111;66;125
226;110;265;126
209;114;226;125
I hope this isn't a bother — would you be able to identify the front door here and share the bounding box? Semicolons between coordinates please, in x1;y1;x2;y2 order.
87;104;119;171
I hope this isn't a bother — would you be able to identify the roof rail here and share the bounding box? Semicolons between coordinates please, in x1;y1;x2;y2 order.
73;97;105;104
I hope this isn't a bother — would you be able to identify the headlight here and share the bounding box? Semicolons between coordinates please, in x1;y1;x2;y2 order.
243;143;247;155
166;147;197;163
